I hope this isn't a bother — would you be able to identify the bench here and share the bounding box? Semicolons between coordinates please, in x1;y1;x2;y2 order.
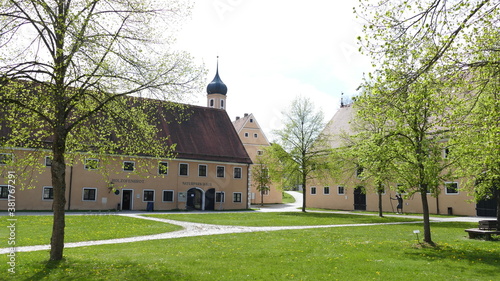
478;220;498;230
465;228;500;240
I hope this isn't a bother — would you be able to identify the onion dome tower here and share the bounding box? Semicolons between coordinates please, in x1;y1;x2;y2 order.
207;57;227;110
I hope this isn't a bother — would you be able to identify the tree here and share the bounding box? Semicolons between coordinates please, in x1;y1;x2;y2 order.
270;96;329;212
0;0;203;261
251;158;272;207
356;0;500;231
357;69;456;244
349;99;397;217
449;26;500;223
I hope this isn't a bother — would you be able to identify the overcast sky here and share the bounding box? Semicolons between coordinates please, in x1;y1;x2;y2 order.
174;0;372;140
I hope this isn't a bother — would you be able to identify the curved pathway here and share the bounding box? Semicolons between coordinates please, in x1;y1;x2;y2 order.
0;191;490;254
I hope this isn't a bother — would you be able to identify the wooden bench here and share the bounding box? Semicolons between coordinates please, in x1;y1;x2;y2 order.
478;220;498;230
465;228;500;240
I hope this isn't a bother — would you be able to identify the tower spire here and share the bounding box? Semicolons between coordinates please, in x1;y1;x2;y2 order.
207;56;227;110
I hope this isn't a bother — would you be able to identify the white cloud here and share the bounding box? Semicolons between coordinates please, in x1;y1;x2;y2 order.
174;0;372;137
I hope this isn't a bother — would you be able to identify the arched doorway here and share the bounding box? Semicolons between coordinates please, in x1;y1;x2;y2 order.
205;188;215;210
186;188;204;210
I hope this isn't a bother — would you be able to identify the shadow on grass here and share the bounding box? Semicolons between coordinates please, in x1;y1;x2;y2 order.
405;244;499;277
24;257;192;281
402;222;500;279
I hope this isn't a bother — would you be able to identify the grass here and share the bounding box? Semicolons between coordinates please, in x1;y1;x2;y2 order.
0;215;182;247
2;213;499;280
147;212;421;226
282;192;296;204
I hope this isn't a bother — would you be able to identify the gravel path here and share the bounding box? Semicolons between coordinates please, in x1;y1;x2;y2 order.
0;191;491;254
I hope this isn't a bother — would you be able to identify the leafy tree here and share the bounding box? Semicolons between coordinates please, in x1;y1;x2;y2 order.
0;0;203;261
270;96;329;212
356;0;500;242
348;100;397;217
251;159;272;207
357;69;455;244
448;26;500;223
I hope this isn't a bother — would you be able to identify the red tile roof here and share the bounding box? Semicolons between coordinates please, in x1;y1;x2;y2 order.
155;103;252;164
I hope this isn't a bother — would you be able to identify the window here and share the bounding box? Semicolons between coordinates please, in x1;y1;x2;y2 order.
209;99;214;107
311;187;317;195
220;99;224;109
158;162;168;175
233;192;242;203
378;185;386;195
396;184;407;194
254;133;258;138
42;186;53;200
262;188;269;196
45;156;52;167
261;168;269;179
443;147;450;159
356;166;364;178
123;161;135;172
234;167;242;179
163;190;174;202
445;182;459;195
338;186;345;195
217;166;225;178
0;153;13;165
143;190;155;201
257;150;264;156
244;132;249;137
323;186;330;195
83;188;97;201
84;158;99;170
179;163;189;176
198;164;207;177
0;185;9;199
250;118;254;123
216;192;225;203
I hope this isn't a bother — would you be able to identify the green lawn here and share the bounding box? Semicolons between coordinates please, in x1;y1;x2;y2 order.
282;192;296;204
0;215;182;247
147;211;421;226
2;213;499;280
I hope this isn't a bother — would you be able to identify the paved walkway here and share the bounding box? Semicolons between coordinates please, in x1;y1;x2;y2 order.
0;191;492;254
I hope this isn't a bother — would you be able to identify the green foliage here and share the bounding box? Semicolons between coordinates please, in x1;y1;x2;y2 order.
268;96;331;211
355;0;500;241
0;0;204;260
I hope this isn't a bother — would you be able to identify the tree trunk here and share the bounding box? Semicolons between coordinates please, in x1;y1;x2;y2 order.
302;173;307;213
50;132;67;261
420;190;433;245
260;189;264;207
378;191;383;217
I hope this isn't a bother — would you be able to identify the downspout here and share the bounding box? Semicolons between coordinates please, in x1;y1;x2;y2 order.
67;165;73;211
247;163;251;209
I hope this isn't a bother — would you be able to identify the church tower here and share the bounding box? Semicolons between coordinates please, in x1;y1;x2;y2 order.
207;57;227;110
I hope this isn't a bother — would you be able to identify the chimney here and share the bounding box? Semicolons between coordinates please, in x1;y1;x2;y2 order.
236;116;240;120
244;113;248;117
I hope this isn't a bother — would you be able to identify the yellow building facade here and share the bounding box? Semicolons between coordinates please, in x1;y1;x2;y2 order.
233;113;282;204
0;63;253;211
307;104;496;217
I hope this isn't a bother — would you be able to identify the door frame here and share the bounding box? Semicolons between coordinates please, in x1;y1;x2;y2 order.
121;189;134;211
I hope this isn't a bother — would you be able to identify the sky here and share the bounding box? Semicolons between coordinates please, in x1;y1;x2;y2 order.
174;0;372;140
